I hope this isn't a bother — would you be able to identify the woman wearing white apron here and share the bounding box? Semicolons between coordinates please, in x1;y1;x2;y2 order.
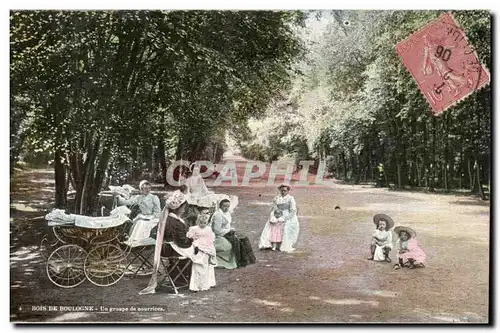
259;183;300;253
114;180;161;246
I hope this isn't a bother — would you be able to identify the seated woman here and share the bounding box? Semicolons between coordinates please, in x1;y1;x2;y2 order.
184;163;238;226
113;180;161;245
139;190;217;294
211;199;256;269
139;190;190;294
393;226;427;270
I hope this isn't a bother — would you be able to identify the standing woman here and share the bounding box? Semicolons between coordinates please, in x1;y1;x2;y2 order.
259;184;300;253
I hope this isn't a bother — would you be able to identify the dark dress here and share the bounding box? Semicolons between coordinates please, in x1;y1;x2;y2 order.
211;211;256;268
150;214;192;257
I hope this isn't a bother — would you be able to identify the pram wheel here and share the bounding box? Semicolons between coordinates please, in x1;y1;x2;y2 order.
40;233;59;260
46;244;87;288
84;244;126;286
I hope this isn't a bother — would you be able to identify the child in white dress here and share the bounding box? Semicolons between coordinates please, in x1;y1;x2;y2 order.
186;214;217;291
368;214;394;262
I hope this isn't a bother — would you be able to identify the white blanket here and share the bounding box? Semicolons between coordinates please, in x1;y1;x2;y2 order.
45;206;131;229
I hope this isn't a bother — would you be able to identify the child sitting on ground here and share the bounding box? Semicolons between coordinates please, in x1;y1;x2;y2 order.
393;226;427;270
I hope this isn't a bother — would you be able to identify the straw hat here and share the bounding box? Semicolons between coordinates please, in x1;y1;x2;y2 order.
394;226;417;238
373;214;395;230
277;183;291;191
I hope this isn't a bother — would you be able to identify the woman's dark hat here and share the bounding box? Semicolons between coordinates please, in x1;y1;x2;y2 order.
373;214;395;230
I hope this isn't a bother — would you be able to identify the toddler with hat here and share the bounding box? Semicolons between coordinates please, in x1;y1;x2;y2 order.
393;226;427;270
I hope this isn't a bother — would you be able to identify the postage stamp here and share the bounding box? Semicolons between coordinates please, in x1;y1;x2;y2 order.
395;12;490;115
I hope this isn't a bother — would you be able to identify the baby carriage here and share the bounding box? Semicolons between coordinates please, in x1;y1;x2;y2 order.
40;188;192;292
41;200;133;288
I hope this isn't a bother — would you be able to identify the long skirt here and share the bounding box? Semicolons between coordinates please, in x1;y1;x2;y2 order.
223;231;242;265
125;217;159;246
213;236;237;269
238;236;256;267
169;243;216;291
260;215;300;253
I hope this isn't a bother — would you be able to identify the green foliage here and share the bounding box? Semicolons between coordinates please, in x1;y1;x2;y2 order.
11;10;307;211
240;10;491;192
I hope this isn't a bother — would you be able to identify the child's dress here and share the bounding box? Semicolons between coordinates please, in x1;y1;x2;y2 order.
397;238;427;266
372;229;393;261
188;226;216;257
259;195;300;252
269;215;285;243
186;226;216;291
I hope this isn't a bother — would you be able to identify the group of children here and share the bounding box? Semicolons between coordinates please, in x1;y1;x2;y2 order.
368;213;427;270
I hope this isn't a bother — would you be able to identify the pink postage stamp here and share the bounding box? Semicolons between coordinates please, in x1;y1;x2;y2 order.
396;12;490;115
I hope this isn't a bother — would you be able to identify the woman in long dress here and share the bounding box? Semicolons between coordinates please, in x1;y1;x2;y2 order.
211;199;238;269
259;183;300;253
211;198;256;268
139;191;215;294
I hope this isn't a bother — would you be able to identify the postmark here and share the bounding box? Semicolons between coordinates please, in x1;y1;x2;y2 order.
395;12;490;115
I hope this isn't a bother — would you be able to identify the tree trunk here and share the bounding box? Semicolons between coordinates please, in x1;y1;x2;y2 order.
444;164;448;192
88;147;112;214
458;149;463;189
396;162;402;189
351;154;359;184
468;158;474;192
342;152;347;180
104;161;114;189
54;149;66;209
416;160;422;187
430;117;436;191
175;136;184;160
475;160;486;200
157;139;168;186
79;138;100;214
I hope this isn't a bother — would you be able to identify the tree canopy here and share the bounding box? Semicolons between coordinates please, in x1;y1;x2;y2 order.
238;10;491;198
10;10;307;213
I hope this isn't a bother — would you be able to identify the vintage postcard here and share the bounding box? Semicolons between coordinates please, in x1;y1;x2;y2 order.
9;9;491;323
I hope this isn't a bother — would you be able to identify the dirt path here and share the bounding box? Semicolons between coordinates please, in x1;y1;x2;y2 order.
10;162;490;323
